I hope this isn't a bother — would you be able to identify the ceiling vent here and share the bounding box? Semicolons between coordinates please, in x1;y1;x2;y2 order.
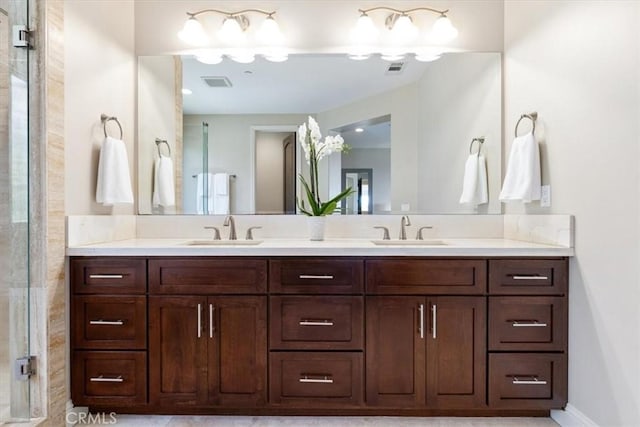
201;76;233;88
385;62;405;75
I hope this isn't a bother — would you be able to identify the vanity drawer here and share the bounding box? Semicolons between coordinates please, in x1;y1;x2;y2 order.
489;259;568;295
489;296;566;351
72;351;147;406
71;257;146;294
269;352;363;406
72;296;146;350
270;296;364;350
366;259;486;295
149;258;267;294
270;258;364;294
489;353;567;409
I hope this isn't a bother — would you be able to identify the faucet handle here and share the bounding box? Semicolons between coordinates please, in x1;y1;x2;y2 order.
416;226;434;240
204;226;221;240
374;226;390;240
245;226;262;240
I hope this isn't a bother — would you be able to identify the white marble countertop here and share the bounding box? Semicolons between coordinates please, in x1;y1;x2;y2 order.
66;238;574;257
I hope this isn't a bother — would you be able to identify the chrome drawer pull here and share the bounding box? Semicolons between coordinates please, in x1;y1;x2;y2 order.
418;304;424;339
90;375;123;383
431;304;437;339
89;274;124;279
299;275;334;280
299;376;334;384
299;320;334;326
512;321;548;327
512;377;547;385
89;320;124;326
197;304;202;338
512;275;549;280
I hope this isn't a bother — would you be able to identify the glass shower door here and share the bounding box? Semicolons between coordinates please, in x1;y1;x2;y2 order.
0;0;31;422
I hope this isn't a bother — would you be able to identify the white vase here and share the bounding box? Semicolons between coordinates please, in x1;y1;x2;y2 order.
307;216;326;241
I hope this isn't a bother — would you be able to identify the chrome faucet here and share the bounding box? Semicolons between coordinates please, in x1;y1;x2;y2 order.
399;215;411;240
223;215;237;240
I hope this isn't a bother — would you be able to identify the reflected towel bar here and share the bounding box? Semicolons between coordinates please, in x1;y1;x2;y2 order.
469;137;485;154
192;174;237;179
155;138;171;157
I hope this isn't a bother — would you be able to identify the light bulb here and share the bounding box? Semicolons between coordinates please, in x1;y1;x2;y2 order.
390;14;418;44
351;13;378;44
348;45;373;61
430;15;458;43
195;50;223;65
258;15;284;45
218;16;246;44
178;17;208;46
264;47;289;62
380;48;406;62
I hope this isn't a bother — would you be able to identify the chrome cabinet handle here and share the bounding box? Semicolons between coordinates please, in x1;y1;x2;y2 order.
89;320;124;326
299;320;334;326
89;274;124;279
431;304;437;339
209;304;215;338
299;375;333;384
90;375;123;383
512;377;547;385
512;275;549;280
197;303;202;338
512;321;548;327
418;304;424;339
299;275;334;280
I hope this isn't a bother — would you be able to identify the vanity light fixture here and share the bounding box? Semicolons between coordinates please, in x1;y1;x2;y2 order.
350;6;458;61
178;8;287;63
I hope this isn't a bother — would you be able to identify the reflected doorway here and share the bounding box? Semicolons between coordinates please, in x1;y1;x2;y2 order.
255;130;297;214
341;169;373;214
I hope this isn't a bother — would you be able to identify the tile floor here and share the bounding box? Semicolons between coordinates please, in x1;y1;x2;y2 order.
85;415;559;427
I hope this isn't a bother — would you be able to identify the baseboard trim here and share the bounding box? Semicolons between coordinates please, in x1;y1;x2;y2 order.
552;404;599;427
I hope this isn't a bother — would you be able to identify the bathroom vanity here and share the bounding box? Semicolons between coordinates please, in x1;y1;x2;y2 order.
69;240;569;416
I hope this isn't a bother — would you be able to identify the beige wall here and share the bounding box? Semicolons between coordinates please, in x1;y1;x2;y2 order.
255;131;290;214
64;0;136;215
504;1;640;426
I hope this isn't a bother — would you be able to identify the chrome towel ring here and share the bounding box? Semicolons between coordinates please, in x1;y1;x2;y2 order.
100;114;123;139
469;137;485;155
515;112;537;137
155;138;171;157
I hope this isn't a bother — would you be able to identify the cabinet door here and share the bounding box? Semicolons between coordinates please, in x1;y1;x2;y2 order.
366;296;425;407
208;296;267;406
426;296;486;408
149;296;208;407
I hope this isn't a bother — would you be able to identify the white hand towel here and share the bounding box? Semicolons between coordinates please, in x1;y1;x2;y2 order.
196;173;214;214
214;173;229;195
152;155;175;207
499;132;541;203
459;153;488;206
213;173;230;214
96;136;134;205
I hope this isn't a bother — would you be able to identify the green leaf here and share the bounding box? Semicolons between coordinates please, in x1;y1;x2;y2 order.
298;174;321;215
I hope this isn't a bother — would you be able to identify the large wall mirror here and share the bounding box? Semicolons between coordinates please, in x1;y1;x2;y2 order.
138;52;502;215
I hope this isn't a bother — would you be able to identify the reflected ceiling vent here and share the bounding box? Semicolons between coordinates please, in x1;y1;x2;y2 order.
385;62;405;75
201;76;233;88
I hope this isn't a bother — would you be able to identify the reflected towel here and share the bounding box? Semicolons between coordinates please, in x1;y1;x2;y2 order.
96;136;134;205
499;132;541;203
152;155;175;207
213;173;230;214
459;153;488;205
196;173;214;214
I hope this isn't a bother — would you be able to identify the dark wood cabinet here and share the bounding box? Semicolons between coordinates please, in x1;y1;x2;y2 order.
149;295;267;408
70;255;568;416
366;296;485;408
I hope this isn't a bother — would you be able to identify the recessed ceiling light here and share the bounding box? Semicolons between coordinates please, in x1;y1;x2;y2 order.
182;88;193;95
355;128;364;133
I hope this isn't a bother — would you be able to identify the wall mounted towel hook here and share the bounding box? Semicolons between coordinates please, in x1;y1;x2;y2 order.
469;137;485;155
515;112;537;137
155;138;171;157
100;114;123;139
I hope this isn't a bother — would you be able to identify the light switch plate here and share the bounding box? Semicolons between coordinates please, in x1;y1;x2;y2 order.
540;185;551;207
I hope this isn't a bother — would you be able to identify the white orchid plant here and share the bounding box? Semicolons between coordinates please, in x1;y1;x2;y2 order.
297;116;353;216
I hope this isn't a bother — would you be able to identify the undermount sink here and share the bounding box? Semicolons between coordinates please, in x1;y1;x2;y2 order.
183;240;263;246
371;239;447;246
